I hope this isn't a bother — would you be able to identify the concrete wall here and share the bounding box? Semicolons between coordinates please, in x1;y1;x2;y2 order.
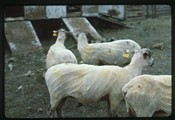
98;5;125;20
81;5;98;16
46;6;66;18
24;6;67;19
5;5;171;20
24;6;46;19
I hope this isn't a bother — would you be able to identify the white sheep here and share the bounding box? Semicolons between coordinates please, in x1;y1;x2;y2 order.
76;32;141;66
45;48;154;117
46;29;78;69
122;75;171;117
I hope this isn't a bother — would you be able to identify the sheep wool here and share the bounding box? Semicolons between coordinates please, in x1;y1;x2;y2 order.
122;75;171;117
77;33;141;66
45;48;154;117
46;30;77;69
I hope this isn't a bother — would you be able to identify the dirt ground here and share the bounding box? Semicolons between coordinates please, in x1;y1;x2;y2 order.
4;15;171;118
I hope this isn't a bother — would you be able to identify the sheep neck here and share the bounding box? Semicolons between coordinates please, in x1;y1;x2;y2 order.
77;37;88;49
54;36;65;47
54;41;66;48
56;35;65;45
124;63;143;78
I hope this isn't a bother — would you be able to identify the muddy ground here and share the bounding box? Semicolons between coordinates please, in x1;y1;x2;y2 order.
4;15;171;118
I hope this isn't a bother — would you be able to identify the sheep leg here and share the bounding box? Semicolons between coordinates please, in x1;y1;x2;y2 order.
109;101;119;117
56;97;67;117
109;94;122;117
106;98;112;117
100;94;111;116
129;108;135;117
153;110;168;117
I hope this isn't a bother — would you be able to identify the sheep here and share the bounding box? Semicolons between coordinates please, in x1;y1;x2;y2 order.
76;32;141;66
122;75;171;117
45;48;154;117
46;29;78;69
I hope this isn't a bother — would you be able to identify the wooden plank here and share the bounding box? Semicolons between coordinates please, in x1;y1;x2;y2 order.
24;6;46;19
5;21;42;54
46;6;66;18
126;5;143;11
99;12;122;20
126;11;143;17
98;15;128;28
98;5;125;20
62;17;103;41
81;6;98;16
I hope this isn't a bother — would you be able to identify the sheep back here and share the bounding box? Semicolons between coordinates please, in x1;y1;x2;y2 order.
46;44;78;69
45;63;133;110
79;39;141;66
122;75;171;117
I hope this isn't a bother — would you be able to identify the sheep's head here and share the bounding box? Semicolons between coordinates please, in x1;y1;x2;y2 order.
122;77;159;117
53;29;68;36
130;48;154;67
76;32;89;42
53;29;70;44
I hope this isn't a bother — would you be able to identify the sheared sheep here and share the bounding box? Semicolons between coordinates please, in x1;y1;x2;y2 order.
46;29;77;69
122;75;171;117
76;32;141;66
45;48;154;117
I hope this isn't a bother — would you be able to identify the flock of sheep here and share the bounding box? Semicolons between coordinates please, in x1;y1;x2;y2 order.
45;29;171;117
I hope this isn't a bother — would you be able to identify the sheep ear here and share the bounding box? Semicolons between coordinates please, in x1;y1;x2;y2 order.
143;49;151;59
122;50;130;58
143;52;149;59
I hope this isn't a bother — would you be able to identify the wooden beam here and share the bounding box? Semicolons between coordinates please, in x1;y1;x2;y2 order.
5;21;42;54
62;17;103;42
